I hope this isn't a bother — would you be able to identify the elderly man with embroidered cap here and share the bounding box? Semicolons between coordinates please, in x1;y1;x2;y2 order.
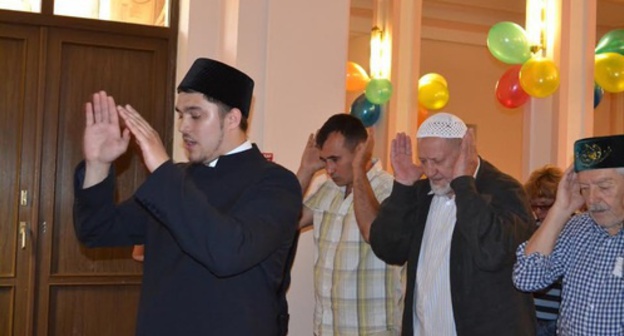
514;135;624;335
73;58;302;336
370;112;536;336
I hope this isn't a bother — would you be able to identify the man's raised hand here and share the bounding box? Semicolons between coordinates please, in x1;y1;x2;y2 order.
390;132;423;186
117;104;170;173
82;91;130;188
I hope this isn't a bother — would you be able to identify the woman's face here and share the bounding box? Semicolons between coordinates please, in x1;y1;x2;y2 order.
530;197;555;223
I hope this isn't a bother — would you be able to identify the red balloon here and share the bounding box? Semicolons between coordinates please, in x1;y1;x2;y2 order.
496;65;529;108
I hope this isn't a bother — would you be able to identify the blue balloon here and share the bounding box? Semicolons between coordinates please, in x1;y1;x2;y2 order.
594;84;604;108
350;93;381;127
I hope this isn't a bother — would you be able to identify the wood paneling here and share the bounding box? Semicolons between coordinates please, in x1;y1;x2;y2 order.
39;29;168;276
0;35;22;277
48;285;141;336
0;2;178;334
0;287;14;335
0;22;41;336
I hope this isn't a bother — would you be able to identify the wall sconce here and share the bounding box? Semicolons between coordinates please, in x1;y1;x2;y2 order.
526;0;556;57
370;25;391;79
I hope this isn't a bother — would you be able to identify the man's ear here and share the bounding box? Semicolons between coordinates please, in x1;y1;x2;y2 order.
225;108;242;130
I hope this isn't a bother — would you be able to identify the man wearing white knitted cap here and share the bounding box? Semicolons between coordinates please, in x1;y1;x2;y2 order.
369;112;536;336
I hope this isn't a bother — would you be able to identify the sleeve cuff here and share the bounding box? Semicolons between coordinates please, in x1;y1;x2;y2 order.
73;160;116;203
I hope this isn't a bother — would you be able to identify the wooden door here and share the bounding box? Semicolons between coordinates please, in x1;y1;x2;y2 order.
33;27;173;336
0;23;41;336
0;12;176;334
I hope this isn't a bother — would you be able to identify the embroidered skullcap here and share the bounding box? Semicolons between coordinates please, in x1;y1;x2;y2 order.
416;112;467;139
574;135;624;172
177;58;255;118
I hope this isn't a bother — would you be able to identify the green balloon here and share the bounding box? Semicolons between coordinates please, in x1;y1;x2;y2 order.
595;29;624;56
365;78;393;105
487;22;531;64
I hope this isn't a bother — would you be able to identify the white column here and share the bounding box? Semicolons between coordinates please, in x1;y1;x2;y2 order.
522;0;596;178
553;0;596;168
387;0;423;165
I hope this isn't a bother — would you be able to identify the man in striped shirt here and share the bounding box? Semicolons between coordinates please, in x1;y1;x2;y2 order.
297;114;404;336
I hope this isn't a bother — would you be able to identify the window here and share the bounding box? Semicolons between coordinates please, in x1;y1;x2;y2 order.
0;0;41;12
0;0;169;27
55;0;169;26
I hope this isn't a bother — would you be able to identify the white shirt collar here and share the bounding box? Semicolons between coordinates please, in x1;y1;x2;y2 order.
207;140;252;167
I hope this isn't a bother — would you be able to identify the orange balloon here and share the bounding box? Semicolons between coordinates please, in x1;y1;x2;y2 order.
346;61;370;92
417;104;429;129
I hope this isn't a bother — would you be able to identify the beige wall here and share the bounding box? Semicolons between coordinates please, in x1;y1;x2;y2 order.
175;1;624;334
348;2;526;179
176;1;349;334
420;39;524;179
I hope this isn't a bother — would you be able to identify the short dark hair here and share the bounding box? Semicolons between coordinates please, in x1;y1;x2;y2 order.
316;114;367;151
524;165;563;200
177;88;248;132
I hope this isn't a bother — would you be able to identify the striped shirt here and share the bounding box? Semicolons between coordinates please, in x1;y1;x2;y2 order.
413;161;480;335
306;160;404;336
514;213;624;335
534;280;562;321
414;194;457;336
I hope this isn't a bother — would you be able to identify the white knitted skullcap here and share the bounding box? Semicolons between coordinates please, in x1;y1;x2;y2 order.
416;112;467;139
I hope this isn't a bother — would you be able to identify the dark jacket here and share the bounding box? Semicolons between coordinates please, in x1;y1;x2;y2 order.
74;146;302;336
370;159;536;336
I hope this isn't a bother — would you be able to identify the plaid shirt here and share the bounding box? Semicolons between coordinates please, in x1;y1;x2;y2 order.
306;160;404;336
513;213;624;335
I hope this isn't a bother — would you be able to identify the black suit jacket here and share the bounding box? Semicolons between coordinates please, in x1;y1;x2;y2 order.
370;159;536;336
74;146;302;336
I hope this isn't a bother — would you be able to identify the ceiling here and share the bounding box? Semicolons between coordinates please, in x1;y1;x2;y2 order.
351;0;624;30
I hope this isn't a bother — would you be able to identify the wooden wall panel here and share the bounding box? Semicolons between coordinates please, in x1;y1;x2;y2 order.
39;29;169;276
0;287;14;335
0;3;178;334
0;36;22;277
0;23;42;336
48;285;141;336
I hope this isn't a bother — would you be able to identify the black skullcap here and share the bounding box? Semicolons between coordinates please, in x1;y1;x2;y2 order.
177;58;254;118
574;135;624;172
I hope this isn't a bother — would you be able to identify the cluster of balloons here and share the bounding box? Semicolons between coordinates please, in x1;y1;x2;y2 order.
594;29;624;108
345;62;445;127
488;22;560;108
346;61;393;127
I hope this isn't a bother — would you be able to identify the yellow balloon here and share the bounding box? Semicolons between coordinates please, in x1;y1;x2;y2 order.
595;52;624;93
418;80;450;110
419;73;448;88
346;61;370;92
519;57;560;98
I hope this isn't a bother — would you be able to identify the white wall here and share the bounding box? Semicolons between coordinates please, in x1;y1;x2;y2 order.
176;1;350;334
